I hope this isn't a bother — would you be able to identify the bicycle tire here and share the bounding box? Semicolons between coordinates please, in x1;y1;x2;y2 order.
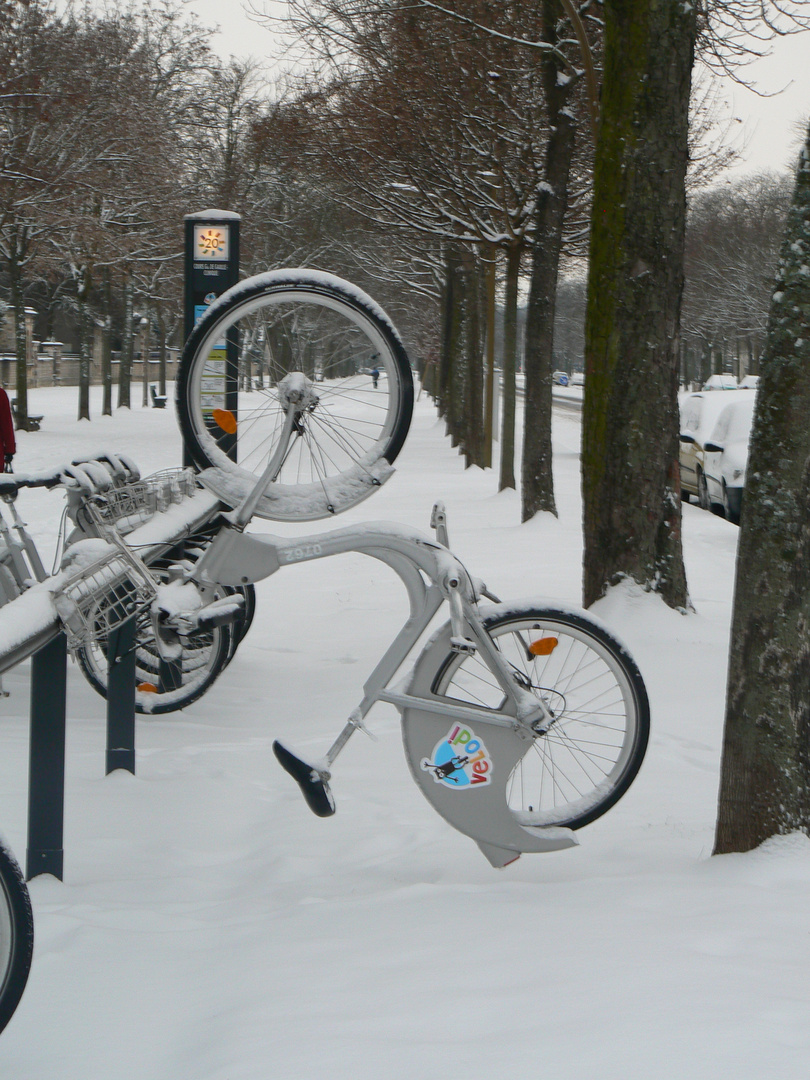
75;618;231;715
74;560;232;715
225;582;256;664
176;270;414;521
0;839;34;1036
408;604;650;830
155;530;256;660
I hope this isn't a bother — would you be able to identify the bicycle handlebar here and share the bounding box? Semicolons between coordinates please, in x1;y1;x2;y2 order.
0;454;141;500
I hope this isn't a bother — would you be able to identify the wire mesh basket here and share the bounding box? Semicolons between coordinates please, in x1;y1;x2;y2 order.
54;467;199;649
83;467;197;536
52;544;158;651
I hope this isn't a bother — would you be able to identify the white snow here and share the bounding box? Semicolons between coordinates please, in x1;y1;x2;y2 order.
184;209;242;222
0;383;808;1078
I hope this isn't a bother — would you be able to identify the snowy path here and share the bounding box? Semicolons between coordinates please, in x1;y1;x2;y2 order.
0;385;807;1079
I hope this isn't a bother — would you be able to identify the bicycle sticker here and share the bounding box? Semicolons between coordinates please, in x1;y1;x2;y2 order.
421;723;492;789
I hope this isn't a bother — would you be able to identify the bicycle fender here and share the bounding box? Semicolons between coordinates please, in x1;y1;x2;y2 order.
400;705;577;865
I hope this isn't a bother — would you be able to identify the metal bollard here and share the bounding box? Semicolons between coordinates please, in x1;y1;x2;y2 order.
26;632;67;881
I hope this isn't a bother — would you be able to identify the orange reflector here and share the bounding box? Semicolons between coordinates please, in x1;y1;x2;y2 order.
212;408;237;435
137;682;159;694
529;637;558;656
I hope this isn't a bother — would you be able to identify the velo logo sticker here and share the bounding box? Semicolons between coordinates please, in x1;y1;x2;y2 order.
421;724;492;789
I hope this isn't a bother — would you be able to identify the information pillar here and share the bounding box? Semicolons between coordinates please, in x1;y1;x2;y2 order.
183;210;241;464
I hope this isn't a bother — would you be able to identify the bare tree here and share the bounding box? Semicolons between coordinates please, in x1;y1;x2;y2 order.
520;0;598;520
682;171;793;381
274;0;555;480
0;2;99;426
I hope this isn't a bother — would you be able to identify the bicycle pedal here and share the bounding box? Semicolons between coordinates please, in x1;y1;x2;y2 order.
272;740;336;818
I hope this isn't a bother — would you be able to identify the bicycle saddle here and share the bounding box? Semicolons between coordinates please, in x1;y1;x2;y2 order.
272;740;336;818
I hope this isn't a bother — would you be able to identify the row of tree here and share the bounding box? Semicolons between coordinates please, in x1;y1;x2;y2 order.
2;1;792;509
1;1;414;420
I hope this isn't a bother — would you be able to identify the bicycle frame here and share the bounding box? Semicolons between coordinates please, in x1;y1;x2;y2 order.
186;503;579;867
192;509;553;738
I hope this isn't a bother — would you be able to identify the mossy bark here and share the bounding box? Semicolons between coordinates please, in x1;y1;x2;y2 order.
582;0;695;609
715;127;810;853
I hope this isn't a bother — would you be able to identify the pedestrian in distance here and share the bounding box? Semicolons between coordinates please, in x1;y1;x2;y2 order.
0;388;16;473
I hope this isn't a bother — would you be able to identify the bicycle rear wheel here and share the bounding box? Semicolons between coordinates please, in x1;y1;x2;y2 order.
177;270;414;521
408;604;650;830
0;840;33;1036
74;553;232;714
75;611;231;715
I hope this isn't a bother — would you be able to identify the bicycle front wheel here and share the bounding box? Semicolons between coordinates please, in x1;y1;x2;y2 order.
412;605;650;830
177;270;414;521
0;840;34;1036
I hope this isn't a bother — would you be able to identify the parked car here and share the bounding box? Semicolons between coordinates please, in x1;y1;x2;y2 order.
679;389;754;509
702;373;739;391
703;394;757;524
569;371;585;386
552;371;569;386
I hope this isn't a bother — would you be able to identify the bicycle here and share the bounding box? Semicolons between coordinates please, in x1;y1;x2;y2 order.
170;273;650;866
0;463;246;713
0;838;32;1037
0;460;227;1037
163;499;649;867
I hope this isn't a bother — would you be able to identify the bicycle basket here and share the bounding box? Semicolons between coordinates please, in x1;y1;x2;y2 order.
84;467;197;536
52;545;157;651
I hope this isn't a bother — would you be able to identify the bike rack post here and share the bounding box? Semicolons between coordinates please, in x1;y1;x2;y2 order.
26;631;68;881
105;615;137;775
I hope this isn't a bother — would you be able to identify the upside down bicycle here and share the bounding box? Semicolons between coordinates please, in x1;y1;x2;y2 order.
167;268;651;868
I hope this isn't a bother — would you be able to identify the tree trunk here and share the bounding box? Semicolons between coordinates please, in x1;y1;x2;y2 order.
141;312;150;408
77;266;92;421
157;309;168;398
498;242;521;492
118;274;133;409
439;244;460;426
8;254;29;428
521;0;577;521
581;0;694;609
441;243;472;452
714;127;810;853
102;271;113;417
483;245;497;469
77;295;91;421
462;246;485;469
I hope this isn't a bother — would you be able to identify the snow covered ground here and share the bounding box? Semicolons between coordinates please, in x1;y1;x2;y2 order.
1;383;808;1079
